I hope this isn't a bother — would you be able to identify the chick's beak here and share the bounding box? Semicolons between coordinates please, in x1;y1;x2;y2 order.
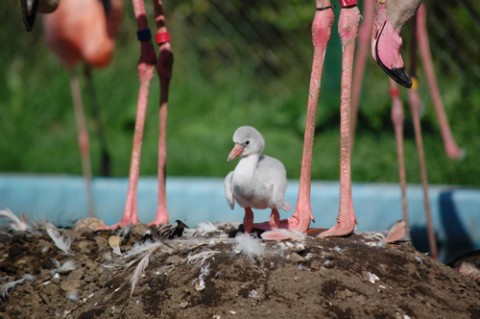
227;143;245;162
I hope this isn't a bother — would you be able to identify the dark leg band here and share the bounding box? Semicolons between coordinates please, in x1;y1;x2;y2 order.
137;29;152;42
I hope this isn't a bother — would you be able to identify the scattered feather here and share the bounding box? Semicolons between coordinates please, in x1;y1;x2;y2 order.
155;264;175;277
195;222;217;234
186;250;219;266
248;290;259;299
119;240;170;295
332;246;343;253
234;233;264;261
365;272;380;284
363;221;406;247
66;290;79;301
130;250;153;296
123;241;165;262
1;274;35;299
193;265;209;291
50;259;76;275
0;209;30;232
45;223;73;255
364;233;386;247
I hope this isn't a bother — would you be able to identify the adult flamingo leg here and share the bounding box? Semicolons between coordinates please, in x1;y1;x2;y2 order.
69;72;95;217
351;0;374;142
408;77;438;259
100;0;157;229
319;3;360;238
253;0;334;233
416;5;464;160
149;0;173;226
83;66;111;177
390;80;410;239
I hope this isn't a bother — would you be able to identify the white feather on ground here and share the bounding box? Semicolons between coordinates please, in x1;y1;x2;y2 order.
194;222;217;235
130;251;153;296
44;223;73;255
123;241;167;262
0;209;30;232
50;259;76;275
117;241;169;295
234;233;265;261
186;250;219;266
363;220;407;247
1;274;35;299
193;265;210;291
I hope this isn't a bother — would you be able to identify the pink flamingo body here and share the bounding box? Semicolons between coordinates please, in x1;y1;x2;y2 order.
43;0;122;217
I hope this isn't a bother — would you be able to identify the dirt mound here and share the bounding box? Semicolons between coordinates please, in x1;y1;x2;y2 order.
0;219;479;319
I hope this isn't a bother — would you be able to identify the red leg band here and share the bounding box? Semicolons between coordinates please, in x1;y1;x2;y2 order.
339;0;358;8
390;88;400;97
156;32;171;44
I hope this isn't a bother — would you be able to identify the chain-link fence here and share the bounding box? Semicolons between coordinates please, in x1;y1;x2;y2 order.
168;0;480;86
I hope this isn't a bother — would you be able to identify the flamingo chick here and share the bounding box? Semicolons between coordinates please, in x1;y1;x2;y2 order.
225;126;290;234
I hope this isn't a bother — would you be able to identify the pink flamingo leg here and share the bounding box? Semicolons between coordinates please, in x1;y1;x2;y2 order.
100;0;157;229
69;72;95;218
408;77;438;259
351;0;373;141
389;80;410;239
244;207;254;234
416;5;464;160
253;0;334;233
149;0;172;226
269;208;281;229
319;3;360;238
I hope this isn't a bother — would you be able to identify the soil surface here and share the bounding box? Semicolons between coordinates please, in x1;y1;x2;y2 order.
1;218;479;319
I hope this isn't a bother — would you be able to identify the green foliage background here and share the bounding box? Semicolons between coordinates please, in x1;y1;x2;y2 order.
0;0;479;185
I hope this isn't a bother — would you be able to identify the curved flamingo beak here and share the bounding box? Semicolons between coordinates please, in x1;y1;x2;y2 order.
371;1;413;88
227;143;245;162
373;21;412;88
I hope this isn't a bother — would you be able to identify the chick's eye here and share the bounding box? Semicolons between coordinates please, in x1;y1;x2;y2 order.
245;140;250;145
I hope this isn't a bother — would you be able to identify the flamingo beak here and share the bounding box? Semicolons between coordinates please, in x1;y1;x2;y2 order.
374;22;412;88
227;143;245;162
22;0;38;32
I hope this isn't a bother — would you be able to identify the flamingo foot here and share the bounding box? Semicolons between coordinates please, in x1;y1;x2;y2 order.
372;4;411;88
97;213;138;230
385;220;406;243
147;212;169;227
446;145;466;161
318;215;356;238
261;228;306;241
253;208;313;233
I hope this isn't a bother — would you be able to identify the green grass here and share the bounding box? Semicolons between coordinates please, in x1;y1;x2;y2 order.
0;2;478;186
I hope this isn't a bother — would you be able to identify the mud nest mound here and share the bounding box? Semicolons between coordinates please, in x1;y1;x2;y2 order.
0;219;479;319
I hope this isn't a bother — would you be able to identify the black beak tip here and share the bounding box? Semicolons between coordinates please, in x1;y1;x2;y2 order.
21;0;38;32
375;54;412;89
386;67;412;89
